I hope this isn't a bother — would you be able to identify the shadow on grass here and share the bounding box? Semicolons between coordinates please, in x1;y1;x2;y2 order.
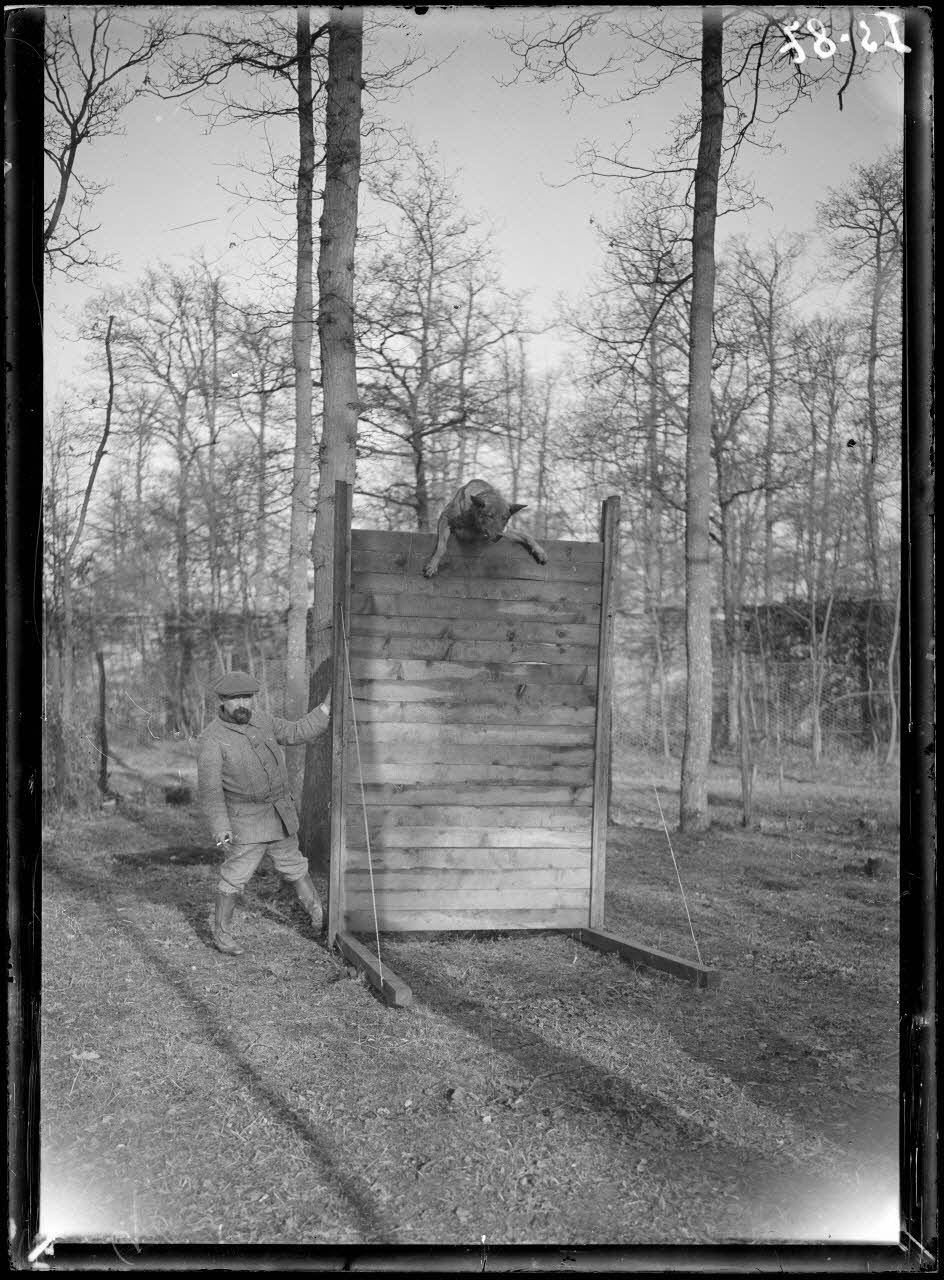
46;856;399;1244
112;844;217;869
375;943;760;1157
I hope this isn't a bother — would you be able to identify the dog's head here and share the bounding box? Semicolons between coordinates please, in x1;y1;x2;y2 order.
471;490;526;542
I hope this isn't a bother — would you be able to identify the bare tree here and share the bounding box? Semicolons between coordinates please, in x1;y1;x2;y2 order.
301;6;364;869
676;8;724;830
507;5;877;828
729;234;806;602
789;314;856;763
44;318;116;803
566;188;691;754
818;148;903;598
44;6;176;276
92;261;241;728
356;146;521;527
284;4;322;793
227;304;295;611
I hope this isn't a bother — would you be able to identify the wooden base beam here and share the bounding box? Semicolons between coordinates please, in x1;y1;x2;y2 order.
570;927;721;989
335;931;413;1007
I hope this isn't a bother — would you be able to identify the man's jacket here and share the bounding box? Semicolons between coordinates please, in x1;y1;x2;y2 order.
196;707;329;843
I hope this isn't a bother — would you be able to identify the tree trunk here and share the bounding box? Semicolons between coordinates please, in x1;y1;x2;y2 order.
96;650;108;795
810;591;835;766
718;497;738;751
679;8;722;832
174;400;193;731
254;392;269;609
738;650;753;827
885;580;901;764
301;6;363;871
763;287;777;604
284;3;317;792
863;230;884;595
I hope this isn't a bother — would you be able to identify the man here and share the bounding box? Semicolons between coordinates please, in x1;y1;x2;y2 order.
196;670;331;956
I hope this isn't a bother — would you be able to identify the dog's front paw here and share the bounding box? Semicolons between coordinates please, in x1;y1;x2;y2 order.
532;547;548;565
422;561;439;578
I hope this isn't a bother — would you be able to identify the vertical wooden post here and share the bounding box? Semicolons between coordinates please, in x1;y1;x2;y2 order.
589;496;620;928
96;650;108;795
327;480;353;945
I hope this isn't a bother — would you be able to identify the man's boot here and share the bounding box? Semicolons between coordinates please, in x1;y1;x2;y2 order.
292;872;323;933
211;891;244;955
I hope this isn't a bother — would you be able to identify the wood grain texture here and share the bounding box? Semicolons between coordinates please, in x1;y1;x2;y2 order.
332;500;614;936
345;847;590;871
349;700;598;727
353;783;595;808
346;804;593;830
345;742;595;768
351;571;603;608
349;762;594;786
348;633;599;666
573;928;721;989
352;530;602;583
335;931;413;1007
350;723;595;748
346;822;592;850
348;660;596;687
353;528;604;561
347;680;597;708
590;496;620;929
345;907;590;932
350;590;601;627
350;612;602;646
344;887;589;910
345;867;590;891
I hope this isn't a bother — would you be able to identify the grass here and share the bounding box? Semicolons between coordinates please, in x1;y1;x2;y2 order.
39;740;900;1247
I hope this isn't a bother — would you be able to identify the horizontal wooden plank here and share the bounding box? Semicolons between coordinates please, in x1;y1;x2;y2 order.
348;633;599;666
350;613;602;647
346;804;593;830
352;572;603;608
344;907;590;932
353;784;595;807
351;533;602;583
348;762;594;786
350;701;598;728
348;660;596;686
349;723;595;749
344;846;590;871
334;932;412;1007
572;928;722;989
352;528;604;562
344;887;590;911
350;591;601;627
346;743;595;768
344;867;590;891
348;679;597;706
345;819;588;849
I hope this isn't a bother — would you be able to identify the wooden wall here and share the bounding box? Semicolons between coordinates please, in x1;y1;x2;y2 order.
331;497;619;935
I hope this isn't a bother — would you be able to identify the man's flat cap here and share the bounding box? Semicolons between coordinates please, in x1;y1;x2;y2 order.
212;671;260;698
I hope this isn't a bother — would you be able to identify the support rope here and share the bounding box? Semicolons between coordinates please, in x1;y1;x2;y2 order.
339;603;384;990
652;784;704;966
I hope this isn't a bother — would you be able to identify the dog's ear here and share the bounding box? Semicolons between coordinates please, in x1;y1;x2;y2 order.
509;503;527;516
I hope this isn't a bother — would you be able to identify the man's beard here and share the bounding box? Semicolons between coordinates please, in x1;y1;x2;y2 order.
226;707;252;725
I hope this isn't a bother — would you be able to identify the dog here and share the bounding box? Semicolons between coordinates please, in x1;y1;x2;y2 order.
422;479;548;578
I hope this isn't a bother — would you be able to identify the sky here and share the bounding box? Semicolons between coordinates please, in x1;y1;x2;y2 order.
44;4;906;396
